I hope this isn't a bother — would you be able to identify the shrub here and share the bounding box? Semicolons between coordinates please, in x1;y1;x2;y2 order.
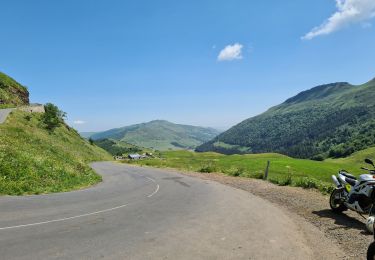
198;161;216;173
311;155;324;161
225;167;244;177
294;177;318;189
41;103;66;131
24;115;32;121
250;172;264;179
278;174;293;186
294;177;335;194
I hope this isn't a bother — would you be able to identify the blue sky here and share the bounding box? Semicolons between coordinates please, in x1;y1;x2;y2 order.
1;0;375;131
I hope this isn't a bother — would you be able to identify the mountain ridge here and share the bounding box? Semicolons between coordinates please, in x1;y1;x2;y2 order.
196;77;375;159
90;120;221;151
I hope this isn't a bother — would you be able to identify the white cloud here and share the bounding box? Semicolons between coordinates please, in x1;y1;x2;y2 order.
73;120;86;125
217;43;243;61
302;0;375;40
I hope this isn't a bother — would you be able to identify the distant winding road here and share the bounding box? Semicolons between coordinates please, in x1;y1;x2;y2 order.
0;162;340;259
0;108;14;124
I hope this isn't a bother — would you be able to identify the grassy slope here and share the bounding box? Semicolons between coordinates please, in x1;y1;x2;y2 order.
0;110;112;195
126;149;375;192
197;78;375;159
91;120;220;151
0;72;29;107
93;138;147;156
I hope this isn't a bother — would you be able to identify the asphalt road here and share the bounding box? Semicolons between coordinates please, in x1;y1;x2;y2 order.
0;162;339;259
0;108;14;124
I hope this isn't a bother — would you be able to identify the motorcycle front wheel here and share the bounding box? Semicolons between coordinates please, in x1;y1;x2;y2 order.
367;242;375;260
329;188;347;213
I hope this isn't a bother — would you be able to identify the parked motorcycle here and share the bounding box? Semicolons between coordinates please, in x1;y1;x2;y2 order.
330;158;375;220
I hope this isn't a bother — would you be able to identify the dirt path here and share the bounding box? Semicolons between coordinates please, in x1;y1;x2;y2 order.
141;166;371;259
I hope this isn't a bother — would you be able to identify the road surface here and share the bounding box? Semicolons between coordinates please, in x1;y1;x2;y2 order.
0;108;14;124
0;162;341;259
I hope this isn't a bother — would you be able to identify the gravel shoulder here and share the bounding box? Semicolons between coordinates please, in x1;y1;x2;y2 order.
128;164;371;259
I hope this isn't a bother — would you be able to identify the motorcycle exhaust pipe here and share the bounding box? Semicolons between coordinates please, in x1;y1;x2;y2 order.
338;174;346;185
331;175;341;187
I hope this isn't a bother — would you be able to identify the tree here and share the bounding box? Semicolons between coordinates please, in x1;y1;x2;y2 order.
41;103;66;131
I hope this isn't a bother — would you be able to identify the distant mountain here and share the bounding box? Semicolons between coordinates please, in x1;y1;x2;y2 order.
80;132;97;139
196;77;375;159
90;120;221;151
0;72;29;107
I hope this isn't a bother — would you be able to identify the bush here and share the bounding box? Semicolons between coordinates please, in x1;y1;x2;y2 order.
198;161;216;173
250;172;264;179
311;155;324;161
198;165;216;173
294;177;318;189
225;167;244;177
294;177;335;194
41;103;66;131
278;174;293;186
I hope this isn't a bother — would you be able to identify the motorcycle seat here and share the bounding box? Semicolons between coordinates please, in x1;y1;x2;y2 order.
345;177;357;186
341;172;356;180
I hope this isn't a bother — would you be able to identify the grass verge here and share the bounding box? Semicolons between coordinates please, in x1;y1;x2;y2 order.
0;110;112;195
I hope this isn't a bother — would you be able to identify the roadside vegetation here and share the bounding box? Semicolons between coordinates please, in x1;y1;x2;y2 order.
124;149;375;194
0;109;112;195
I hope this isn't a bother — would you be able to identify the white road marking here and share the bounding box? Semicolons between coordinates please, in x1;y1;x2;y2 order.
145;177;160;198
0;204;128;231
0;175;160;231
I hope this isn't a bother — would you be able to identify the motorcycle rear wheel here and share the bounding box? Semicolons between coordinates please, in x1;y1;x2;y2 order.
330;189;347;213
367;241;375;260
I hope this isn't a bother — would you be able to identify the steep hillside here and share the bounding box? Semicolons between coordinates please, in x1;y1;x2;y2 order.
91;120;220;151
0;109;111;195
0;72;29;107
197;78;375;159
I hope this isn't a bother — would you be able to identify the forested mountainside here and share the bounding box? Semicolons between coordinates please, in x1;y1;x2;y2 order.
197;78;375;160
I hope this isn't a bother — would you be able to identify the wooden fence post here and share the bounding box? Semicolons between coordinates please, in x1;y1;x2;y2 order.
264;161;270;180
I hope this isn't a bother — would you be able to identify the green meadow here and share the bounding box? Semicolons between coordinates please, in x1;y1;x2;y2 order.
125;148;375;193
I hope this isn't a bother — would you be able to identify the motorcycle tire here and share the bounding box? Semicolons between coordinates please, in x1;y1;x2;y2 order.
367;242;375;260
329;189;347;213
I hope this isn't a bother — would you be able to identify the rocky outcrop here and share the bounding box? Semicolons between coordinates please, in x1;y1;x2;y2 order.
0;72;29;106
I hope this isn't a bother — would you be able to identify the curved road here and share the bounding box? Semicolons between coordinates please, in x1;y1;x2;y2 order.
0;108;14;124
0;162;339;259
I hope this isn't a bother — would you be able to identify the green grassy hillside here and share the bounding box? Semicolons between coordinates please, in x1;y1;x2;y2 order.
0;110;112;195
197;78;375;159
0;72;29;108
126;149;375;193
93;138;146;156
91;120;220;151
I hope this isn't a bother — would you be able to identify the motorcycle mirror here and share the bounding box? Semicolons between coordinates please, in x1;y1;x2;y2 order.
365;158;375;167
